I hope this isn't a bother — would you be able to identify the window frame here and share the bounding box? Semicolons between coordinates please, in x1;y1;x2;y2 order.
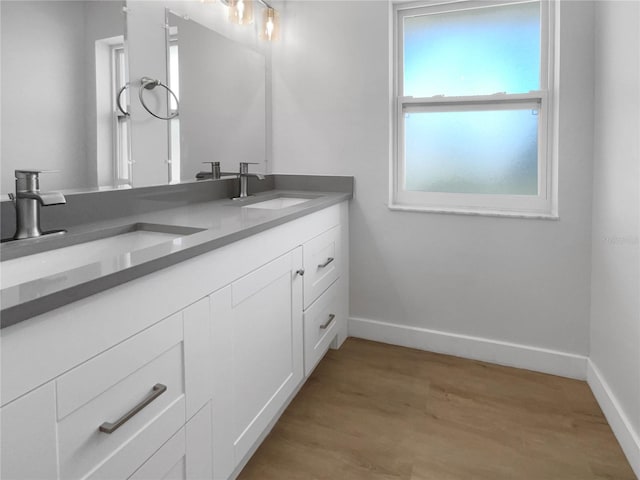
390;0;558;218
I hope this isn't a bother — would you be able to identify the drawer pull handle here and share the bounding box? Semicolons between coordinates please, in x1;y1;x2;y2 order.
98;383;167;434
318;257;334;269
296;269;305;276
320;314;336;330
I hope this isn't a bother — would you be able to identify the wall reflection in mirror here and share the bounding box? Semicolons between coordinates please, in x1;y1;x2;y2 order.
0;0;130;196
166;11;267;184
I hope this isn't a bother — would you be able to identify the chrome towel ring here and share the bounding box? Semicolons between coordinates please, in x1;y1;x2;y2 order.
138;77;179;120
116;84;129;116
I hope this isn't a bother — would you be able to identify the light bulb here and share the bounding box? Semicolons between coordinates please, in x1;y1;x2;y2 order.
228;0;253;25
266;17;274;39
237;0;245;22
260;7;279;41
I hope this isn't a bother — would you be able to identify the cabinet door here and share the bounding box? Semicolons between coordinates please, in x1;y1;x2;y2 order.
211;248;303;480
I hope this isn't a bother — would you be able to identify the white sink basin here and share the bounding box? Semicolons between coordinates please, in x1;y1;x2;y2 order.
243;197;311;210
1;223;202;289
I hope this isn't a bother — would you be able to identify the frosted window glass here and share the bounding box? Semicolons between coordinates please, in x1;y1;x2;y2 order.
404;109;538;195
403;2;540;97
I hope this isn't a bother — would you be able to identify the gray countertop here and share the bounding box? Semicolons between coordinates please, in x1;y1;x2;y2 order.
0;189;351;328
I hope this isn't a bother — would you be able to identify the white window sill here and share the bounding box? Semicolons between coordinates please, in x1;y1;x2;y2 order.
387;203;559;220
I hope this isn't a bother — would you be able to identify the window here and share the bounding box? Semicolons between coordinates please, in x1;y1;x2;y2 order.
96;36;131;188
391;0;557;217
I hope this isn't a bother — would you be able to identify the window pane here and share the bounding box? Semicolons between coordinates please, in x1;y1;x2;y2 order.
404;108;538;195
116;47;126;89
117;117;130;183
403;2;540;97
170;118;181;183
169;43;180;109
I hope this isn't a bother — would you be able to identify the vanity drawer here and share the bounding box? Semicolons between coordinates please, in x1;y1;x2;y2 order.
303;225;341;309
304;280;340;376
55;313;186;480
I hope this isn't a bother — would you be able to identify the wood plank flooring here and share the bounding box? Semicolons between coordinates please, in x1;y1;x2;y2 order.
238;338;635;480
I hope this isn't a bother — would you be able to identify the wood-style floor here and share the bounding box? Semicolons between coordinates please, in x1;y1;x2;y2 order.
238;338;635;480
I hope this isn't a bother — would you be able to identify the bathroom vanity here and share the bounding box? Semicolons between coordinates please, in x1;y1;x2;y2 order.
2;0;350;477
0;184;350;480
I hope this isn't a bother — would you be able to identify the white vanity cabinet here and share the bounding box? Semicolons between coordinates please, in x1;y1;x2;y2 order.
0;201;349;480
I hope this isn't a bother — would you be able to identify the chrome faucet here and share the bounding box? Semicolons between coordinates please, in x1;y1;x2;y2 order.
8;170;66;240
222;162;265;199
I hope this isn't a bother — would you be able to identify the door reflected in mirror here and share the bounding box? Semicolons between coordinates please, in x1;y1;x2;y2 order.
166;11;267;184
0;0;130;196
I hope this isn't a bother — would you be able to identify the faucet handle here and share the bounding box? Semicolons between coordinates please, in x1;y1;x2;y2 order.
239;162;261;174
15;170;60;193
202;162;221;179
15;169;59;178
15;169;42;179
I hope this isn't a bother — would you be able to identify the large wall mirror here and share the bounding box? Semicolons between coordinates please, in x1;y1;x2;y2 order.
1;0;130;196
167;11;267;183
1;0;270;197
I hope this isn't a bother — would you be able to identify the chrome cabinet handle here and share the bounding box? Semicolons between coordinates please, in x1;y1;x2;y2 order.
99;384;167;434
320;314;335;330
317;257;334;268
296;269;305;276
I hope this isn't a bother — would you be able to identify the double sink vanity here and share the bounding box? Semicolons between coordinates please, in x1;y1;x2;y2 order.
0;175;352;480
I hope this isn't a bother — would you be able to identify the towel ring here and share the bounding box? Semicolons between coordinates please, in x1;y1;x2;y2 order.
138;77;179;120
116;84;130;116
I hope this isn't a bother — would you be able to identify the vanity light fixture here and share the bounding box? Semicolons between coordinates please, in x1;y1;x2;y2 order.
220;0;280;41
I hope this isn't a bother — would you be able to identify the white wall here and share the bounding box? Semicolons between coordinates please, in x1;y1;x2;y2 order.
272;1;595;356
589;0;640;473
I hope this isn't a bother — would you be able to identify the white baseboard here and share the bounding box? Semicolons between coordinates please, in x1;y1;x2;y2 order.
348;317;588;380
587;360;640;478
